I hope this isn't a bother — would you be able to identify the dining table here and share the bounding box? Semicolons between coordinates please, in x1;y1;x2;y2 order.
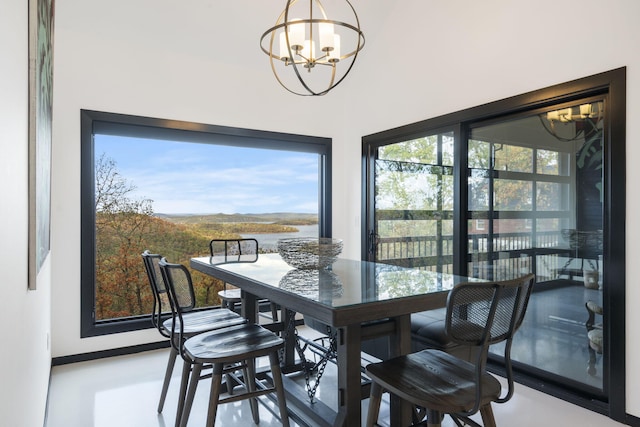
190;253;476;427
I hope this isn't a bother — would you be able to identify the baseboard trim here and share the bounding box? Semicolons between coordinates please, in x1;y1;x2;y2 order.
51;340;169;366
626;413;640;426
486;359;614;420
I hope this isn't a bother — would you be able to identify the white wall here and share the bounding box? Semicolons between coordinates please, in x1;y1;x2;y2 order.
0;0;52;426
51;0;349;355
343;0;640;418
48;0;640;423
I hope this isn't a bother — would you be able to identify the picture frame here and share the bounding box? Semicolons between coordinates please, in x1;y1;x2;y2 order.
28;0;55;290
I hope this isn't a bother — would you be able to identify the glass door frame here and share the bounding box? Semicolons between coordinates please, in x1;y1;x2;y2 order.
362;68;626;422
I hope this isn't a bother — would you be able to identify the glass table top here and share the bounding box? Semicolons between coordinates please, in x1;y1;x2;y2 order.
192;254;479;309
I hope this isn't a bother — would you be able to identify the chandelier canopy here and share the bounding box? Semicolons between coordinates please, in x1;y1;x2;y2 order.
260;0;365;96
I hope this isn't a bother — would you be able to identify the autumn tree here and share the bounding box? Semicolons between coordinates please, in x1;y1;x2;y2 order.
95;153;156;320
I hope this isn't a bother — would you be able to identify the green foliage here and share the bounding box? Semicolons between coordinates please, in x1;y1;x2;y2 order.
192;222;298;235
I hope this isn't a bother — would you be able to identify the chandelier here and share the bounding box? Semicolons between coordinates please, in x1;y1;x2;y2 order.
540;101;604;142
260;0;365;96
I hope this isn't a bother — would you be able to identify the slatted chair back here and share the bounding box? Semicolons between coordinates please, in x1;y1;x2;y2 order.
446;274;534;346
445;273;535;408
159;258;197;314
209;238;259;259
209;238;271;320
142;250;170;338
159;258;206;353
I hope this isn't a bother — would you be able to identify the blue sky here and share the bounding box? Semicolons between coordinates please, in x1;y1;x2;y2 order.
95;135;319;214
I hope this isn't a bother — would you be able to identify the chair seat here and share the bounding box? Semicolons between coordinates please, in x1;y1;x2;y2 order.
366;349;502;414
218;288;242;302
411;310;484;362
411;309;452;348
588;329;603;353
184;323;284;364
162;308;245;335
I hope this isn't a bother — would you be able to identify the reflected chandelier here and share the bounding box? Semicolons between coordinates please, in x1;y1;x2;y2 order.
260;0;365;96
540;101;604;142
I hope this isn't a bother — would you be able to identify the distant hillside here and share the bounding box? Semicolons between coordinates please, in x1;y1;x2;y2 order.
97;213;222;260
158;212;318;225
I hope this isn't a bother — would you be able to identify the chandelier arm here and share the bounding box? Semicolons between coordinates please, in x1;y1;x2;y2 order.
291;60;322;96
270;53;313;96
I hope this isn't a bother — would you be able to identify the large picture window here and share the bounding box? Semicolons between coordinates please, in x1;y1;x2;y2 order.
81;110;332;336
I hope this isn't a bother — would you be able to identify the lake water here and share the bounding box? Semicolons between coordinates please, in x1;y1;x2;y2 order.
240;224;319;251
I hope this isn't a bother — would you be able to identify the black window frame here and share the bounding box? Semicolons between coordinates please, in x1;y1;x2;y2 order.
362;68;626;422
80;110;332;337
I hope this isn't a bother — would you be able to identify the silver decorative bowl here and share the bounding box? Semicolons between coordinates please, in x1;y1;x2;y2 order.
277;237;343;270
279;269;343;299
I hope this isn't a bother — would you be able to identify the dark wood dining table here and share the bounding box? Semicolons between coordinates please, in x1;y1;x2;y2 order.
190;253;475;427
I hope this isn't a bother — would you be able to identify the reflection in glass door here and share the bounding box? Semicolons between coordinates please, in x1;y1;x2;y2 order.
468;99;605;394
372;131;455;273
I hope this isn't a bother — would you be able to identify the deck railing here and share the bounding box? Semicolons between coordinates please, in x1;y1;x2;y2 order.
376;231;587;281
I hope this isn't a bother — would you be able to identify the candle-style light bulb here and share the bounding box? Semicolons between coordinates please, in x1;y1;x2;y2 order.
279;32;291;62
287;19;305;51
319;22;335;52
328;34;341;62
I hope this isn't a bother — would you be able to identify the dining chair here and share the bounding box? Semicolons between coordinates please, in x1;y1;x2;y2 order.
365;273;535;427
141;250;246;414
586;300;603;376
209;238;279;322
159;257;290;427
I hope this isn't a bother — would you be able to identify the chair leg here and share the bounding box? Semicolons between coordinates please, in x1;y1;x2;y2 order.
225;369;235;396
175;360;192;427
246;359;260;424
269;351;290;427
366;381;383;427
426;409;442;427
179;363;202;427
205;363;224;427
158;346;178;413
479;403;497;427
241;364;251;392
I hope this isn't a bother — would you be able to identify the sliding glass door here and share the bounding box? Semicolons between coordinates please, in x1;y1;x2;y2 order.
366;103;606;393
363;69;626;418
468;100;605;393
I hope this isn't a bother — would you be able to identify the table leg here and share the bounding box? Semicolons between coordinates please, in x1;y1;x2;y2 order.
281;308;297;370
240;290;258;324
389;314;412;426
335;324;362;427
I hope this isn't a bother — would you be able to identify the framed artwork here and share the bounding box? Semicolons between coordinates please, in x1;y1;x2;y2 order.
28;0;55;290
